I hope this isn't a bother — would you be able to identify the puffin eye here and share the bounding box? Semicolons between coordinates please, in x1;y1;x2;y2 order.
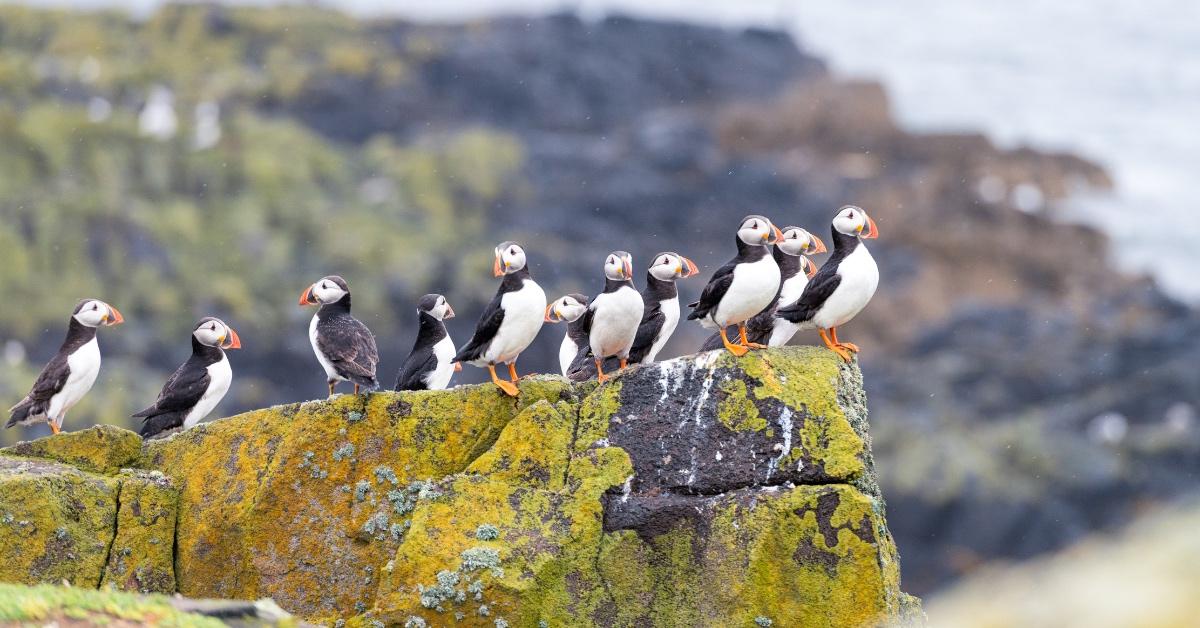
92;304;98;310
510;248;517;255
750;220;758;229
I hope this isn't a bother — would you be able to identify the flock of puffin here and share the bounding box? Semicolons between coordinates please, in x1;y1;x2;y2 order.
6;206;879;439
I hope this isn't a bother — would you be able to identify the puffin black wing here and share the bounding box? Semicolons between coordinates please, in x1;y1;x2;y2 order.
627;301;666;363
687;261;737;321
776;266;842;324
317;317;380;388
454;292;506;363
395;351;438;391
133;362;211;437
7;354;70;427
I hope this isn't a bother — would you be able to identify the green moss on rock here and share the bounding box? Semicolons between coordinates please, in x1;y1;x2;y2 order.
0;583;225;626
1;424;142;475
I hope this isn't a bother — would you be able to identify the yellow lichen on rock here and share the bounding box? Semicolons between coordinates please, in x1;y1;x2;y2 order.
0;455;119;587
1;424;141;475
101;469;178;593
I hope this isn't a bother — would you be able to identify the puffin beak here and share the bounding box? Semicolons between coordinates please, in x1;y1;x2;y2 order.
809;236;828;254
681;257;700;278
623;257;633;280
545;303;560;323
493;255;503;277
299;285;317;306
805;259;818;279
771;225;784;244
444;304;456;320
862;215;879;239
223;328;242;350
105;306;124;326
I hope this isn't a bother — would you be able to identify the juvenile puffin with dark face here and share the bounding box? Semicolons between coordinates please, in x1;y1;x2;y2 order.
544;293;590;377
579;251;644;383
394;294;460;392
299;275;380;396
687;215;783;356
700;226;826;350
776;205;880;362
7;299;123;435
454;242;547;397
134;317;241;438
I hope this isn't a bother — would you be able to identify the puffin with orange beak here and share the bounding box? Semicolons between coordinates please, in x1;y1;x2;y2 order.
687;215;784;356
7;298;123;435
544;294;590;377
454;242;547;396
578;251;644;383
700;226;827;351
395;294;460;391
777;205;880;362
567;252;700;379
299;275;380;397
134;317;242;438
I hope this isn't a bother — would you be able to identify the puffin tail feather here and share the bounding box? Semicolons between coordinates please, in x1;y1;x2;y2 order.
138;412;182;439
7;398;35;428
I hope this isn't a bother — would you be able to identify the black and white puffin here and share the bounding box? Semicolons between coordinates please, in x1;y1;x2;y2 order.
454;242;547;397
776;205;880;362
134;317;241;438
579;251;644;382
566;252;699;379
394;294;460;392
299;275;380;396
544;293;590;377
700;226;826;351
687;215;784;356
7;299;124;435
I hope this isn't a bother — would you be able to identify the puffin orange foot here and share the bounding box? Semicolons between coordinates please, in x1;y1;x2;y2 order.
722;328;750;357
839;342;861;353
494;380;520;397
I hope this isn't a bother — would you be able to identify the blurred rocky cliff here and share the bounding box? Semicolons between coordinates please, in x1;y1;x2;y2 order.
0;4;1197;595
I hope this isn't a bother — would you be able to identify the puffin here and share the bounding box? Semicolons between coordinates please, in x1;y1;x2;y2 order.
687;215;784;356
134;317;241;438
394;294;461;392
776;205;880;362
299;275;380;396
544;293;590;377
700;226;826;351
454;242;547;397
579;251;644;383
566;252;699;379
6;299;124;435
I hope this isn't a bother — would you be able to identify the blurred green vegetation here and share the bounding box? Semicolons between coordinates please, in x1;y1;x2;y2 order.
0;4;526;445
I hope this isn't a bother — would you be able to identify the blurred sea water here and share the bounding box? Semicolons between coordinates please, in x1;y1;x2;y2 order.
31;0;1200;300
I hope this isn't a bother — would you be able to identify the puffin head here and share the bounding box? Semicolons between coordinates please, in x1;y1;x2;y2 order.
417;294;455;321
604;251;634;282
299;275;349;306
545;293;589;323
833;205;879;239
494;242;528;277
73;299;123;328
737;215;783;246
193;317;241;349
648;252;700;282
777;227;827;258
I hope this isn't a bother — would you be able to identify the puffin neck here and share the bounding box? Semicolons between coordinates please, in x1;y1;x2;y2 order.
735;235;770;261
604;277;634;293
828;228;862;259
190;334;225;360
61;317;98;351
413;310;448;348
774;247;803;279
644;273;678;301
318;293;352;316
500;267;532;291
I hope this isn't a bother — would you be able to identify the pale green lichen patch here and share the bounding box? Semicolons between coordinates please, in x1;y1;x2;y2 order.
100;470;178;593
716;378;768;432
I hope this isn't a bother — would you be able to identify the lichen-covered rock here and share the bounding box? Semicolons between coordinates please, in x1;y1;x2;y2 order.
0;348;919;625
1;424;142;475
139;378;573;621
101;469;178;593
0;455;119;587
